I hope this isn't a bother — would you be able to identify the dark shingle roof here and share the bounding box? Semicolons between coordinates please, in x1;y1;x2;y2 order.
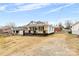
26;21;48;27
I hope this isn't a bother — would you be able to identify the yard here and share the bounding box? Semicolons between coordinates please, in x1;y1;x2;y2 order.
0;32;79;56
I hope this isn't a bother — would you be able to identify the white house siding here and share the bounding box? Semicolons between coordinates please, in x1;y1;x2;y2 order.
18;30;23;35
30;31;34;34
72;23;79;35
25;30;29;33
72;31;79;35
36;25;48;34
48;25;54;34
36;30;43;34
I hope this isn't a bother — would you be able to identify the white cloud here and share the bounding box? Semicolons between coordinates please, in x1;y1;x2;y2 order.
45;4;74;14
0;5;7;11
14;3;25;6
0;3;74;13
9;3;50;12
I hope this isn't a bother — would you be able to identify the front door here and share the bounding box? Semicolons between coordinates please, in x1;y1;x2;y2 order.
43;31;45;33
23;30;25;35
34;31;36;34
16;30;19;34
33;27;37;34
29;30;31;34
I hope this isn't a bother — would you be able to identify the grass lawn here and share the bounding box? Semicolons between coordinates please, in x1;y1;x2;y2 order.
0;33;78;55
65;33;79;55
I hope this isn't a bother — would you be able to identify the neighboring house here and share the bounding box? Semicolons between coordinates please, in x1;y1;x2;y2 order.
0;29;3;34
0;26;12;35
12;26;27;35
71;21;79;35
54;27;62;32
54;25;62;32
12;21;54;35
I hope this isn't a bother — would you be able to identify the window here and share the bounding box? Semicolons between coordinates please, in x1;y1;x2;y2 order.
16;30;19;33
29;27;37;31
38;26;44;31
13;30;15;33
29;27;33;30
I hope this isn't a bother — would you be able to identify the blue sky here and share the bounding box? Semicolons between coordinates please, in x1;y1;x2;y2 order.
0;3;79;26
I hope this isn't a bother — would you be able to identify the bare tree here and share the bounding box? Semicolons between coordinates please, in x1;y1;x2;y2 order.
58;22;63;30
5;22;16;28
4;22;16;35
65;20;72;29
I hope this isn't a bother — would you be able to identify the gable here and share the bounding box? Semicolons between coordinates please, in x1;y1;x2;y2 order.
27;21;48;27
